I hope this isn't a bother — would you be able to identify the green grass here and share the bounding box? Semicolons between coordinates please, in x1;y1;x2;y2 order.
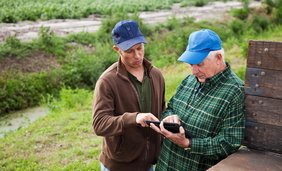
0;89;101;170
161;63;190;101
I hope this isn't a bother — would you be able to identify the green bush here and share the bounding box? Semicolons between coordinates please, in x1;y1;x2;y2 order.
47;87;92;112
0;10;19;23
0;71;62;115
67;32;97;46
61;49;106;89
231;8;250;20
35;27;66;57
0;36;33;59
0;27;67;59
230;19;245;35
264;0;275;14
263;0;282;24
194;0;207;7
251;15;270;33
273;0;282;24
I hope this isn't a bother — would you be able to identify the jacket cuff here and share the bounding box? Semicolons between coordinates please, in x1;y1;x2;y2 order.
122;112;138;128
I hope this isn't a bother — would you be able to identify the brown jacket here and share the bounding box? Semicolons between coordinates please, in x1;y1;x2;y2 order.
92;58;165;171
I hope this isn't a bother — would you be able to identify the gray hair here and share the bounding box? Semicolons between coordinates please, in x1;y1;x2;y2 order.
206;49;225;62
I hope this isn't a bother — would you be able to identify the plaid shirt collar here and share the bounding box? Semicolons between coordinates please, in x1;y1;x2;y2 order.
194;62;231;88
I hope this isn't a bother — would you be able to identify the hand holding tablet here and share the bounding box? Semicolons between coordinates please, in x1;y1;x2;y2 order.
145;120;192;138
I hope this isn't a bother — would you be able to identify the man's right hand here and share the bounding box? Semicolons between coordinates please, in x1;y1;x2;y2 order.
136;113;159;127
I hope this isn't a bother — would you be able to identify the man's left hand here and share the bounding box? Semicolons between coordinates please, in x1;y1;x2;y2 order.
150;118;190;148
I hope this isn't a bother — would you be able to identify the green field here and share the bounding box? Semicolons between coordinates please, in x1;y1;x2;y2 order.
0;0;216;23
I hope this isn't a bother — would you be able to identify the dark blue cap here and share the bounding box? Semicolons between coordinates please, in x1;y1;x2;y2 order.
178;29;222;64
112;20;147;51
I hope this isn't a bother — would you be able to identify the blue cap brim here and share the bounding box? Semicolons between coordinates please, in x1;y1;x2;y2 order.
178;50;209;65
117;36;147;51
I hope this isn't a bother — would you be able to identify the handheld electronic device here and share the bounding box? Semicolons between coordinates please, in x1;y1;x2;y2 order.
145;120;192;138
145;120;180;133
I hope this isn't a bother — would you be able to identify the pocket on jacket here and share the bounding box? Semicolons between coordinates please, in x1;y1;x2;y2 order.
119;129;145;161
109;128;145;162
104;135;122;158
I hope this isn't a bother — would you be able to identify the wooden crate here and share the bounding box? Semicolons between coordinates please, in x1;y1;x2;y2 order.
209;40;282;171
208;148;282;171
244;40;282;154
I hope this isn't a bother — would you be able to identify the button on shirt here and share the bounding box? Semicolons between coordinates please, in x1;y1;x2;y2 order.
128;69;152;113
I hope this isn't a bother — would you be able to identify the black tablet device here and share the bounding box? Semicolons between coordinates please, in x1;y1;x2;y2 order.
145;120;180;133
145;120;192;138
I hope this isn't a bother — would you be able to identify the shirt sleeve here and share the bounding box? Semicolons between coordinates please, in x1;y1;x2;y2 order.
92;78;137;137
188;89;245;160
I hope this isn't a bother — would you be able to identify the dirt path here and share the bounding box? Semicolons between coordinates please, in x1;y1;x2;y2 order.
0;1;260;42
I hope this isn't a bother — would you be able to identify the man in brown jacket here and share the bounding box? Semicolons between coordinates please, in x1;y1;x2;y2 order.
92;20;165;171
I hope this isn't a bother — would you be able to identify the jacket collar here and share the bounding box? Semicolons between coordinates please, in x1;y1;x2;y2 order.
116;57;153;79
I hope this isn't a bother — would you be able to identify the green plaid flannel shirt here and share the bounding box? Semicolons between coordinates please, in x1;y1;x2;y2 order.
156;64;245;171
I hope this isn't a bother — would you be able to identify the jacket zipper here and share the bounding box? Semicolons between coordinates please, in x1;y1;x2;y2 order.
144;131;150;171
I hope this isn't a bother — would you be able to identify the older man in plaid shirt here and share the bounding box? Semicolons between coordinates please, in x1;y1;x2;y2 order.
150;29;245;171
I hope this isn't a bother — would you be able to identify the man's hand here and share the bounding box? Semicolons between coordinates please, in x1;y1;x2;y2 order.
136;113;159;127
150;115;190;148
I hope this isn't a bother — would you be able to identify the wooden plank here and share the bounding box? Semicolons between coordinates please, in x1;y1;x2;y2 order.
208;148;282;171
245;95;282;127
247;40;282;71
245;67;282;99
244;121;282;154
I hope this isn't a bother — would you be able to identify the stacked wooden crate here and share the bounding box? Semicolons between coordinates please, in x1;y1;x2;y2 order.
244;40;282;154
209;40;282;171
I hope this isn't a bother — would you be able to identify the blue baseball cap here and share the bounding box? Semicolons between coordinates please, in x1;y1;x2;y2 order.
178;29;222;64
112;20;147;51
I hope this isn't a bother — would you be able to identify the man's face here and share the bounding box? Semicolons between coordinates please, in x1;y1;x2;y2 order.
189;54;220;83
116;43;144;69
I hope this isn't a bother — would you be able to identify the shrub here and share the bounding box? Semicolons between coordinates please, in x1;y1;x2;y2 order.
47;87;92;112
0;71;62;116
263;0;282;24
194;0;207;7
231;8;250;20
67;32;97;46
0;36;33;59
251;15;270;33
229;19;245;36
273;0;282;24
263;0;276;14
61;49;106;89
35;27;66;57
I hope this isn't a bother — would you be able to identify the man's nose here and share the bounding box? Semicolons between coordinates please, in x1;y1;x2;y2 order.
134;50;141;59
